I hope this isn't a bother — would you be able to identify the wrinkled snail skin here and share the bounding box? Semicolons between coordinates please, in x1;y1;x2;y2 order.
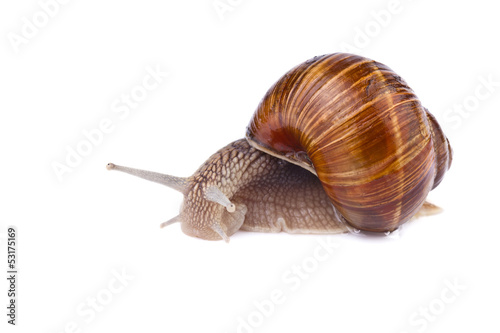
246;53;452;232
107;52;452;241
108;139;349;242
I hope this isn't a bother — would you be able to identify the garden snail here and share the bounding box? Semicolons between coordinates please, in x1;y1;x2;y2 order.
107;53;452;242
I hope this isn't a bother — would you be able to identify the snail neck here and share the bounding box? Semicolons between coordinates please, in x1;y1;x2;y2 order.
192;139;267;196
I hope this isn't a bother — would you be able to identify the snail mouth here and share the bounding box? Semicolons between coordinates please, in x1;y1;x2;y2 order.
246;135;317;176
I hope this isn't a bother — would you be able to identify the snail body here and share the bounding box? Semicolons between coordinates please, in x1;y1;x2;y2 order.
107;53;452;242
107;139;349;242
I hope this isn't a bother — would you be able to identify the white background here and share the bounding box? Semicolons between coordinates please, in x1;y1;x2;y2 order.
1;1;499;332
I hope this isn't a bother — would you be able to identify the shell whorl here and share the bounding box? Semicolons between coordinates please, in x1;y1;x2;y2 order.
246;53;452;232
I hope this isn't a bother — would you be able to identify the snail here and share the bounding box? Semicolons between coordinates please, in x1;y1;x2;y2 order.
107;53;452;242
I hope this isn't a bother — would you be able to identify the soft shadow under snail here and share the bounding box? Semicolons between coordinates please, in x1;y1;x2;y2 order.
107;53;452;242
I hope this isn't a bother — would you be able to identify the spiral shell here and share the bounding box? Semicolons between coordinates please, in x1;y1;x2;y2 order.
246;53;452;232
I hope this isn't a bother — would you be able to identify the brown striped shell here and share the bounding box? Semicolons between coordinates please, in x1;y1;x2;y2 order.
246;53;452;232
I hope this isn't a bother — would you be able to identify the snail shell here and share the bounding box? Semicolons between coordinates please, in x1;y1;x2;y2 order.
107;53;452;241
246;53;452;232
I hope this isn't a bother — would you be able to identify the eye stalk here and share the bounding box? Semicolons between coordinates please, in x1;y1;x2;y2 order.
106;163;189;194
